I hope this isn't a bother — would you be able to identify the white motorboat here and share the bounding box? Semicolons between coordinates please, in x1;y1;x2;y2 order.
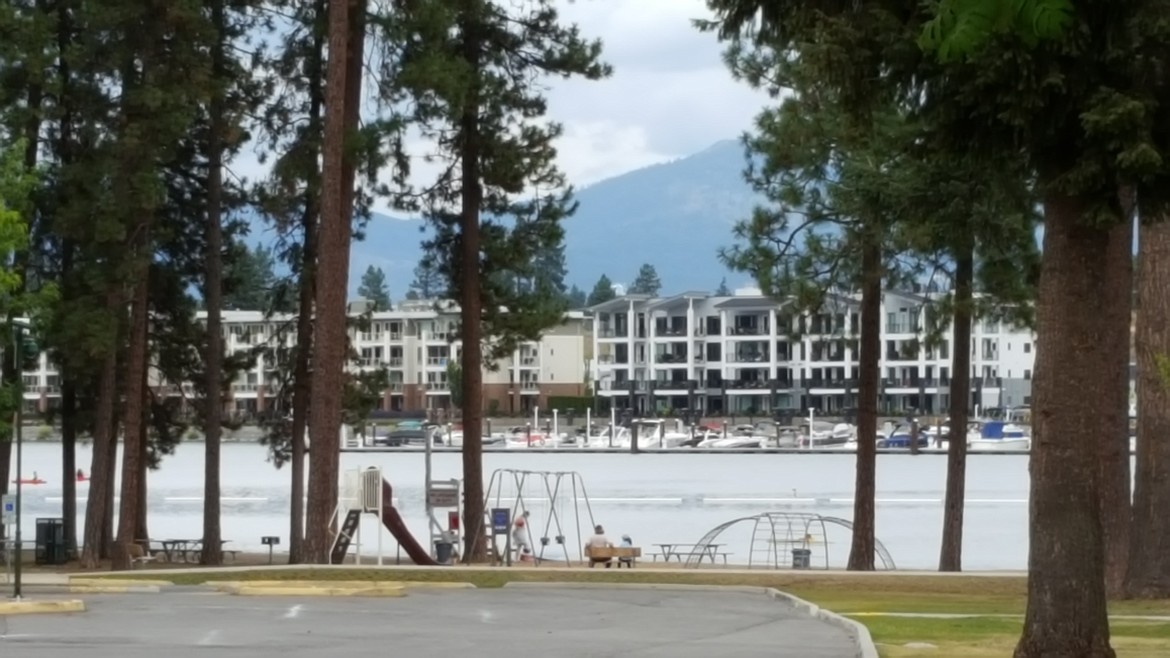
967;420;1030;451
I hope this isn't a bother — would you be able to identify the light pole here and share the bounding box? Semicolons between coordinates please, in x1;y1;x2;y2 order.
10;318;31;601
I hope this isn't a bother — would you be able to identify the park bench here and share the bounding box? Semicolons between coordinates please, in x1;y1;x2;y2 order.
127;543;158;569
584;545;641;568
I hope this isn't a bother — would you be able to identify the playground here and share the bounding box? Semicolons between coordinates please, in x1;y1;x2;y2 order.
329;464;894;572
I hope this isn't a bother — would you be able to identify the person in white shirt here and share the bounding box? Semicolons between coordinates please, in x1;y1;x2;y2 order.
586;524;614;567
512;511;533;562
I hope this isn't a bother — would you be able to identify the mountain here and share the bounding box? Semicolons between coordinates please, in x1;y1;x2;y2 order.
247;139;760;298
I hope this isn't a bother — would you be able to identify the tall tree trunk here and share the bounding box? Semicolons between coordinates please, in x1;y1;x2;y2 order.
1126;220;1170;597
1100;213;1133;597
1014;193;1114;658
201;0;228;567
939;245;973;572
101;409;118;559
458;9;487;564
79;349;118;568
113;267;151;570
136;409;149;543
303;0;355;563
57;1;78;560
847;238;881;571
287;0;328;565
61;379;78;558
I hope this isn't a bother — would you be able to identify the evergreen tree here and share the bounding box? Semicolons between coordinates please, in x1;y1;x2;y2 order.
629;264;661;296
565;284;587;309
223;243;281;311
586;274;615;305
357;265;392;309
715;277;730;295
406;259;444;300
381;0;609;561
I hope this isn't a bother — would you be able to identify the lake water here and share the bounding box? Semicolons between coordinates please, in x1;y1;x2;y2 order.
9;442;1039;570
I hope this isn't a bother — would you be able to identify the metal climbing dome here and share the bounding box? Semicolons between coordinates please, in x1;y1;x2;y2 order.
685;511;897;570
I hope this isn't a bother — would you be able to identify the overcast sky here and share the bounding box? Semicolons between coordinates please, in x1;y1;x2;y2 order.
537;0;770;186
233;0;771;211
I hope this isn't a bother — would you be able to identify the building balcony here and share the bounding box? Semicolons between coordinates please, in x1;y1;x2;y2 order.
598;327;630;339
426;382;448;392
653;326;689;338
426;357;450;367
387;382;404;392
519;356;538;367
731;353;771;364
387;357;404;367
653;353;687;364
802;378;858;390
727;326;767;337
426;332;450;342
519;380;540;391
388;332;403;341
885;322;920;334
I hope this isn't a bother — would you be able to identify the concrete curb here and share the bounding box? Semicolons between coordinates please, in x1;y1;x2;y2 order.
0;599;87;616
67;585;161;594
766;589;879;658
206;580;475;591
223;585;408;598
68;578;174;588
501;582;878;658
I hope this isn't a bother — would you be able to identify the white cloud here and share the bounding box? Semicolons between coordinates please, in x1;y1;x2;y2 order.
229;0;772;216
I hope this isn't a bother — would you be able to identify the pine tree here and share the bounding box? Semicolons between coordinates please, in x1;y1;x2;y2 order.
715;277;730;295
586;274;615;305
223;243;281;311
406;259;444;300
357;265;392;309
381;0;609;561
565;284;587;309
628;264;662;296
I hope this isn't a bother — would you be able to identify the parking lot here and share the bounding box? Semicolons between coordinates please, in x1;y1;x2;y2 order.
0;586;859;657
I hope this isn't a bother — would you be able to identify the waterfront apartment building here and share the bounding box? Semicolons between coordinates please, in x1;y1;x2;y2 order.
589;288;1036;417
18;299;590;418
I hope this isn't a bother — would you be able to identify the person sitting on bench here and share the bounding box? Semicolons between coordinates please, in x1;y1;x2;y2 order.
618;534;635;568
586;524;614;568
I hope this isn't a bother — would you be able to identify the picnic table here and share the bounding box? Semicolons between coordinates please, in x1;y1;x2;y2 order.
651;543;727;564
142;539;234;563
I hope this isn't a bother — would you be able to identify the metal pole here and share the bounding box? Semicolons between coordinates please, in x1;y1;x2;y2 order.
13;327;23;600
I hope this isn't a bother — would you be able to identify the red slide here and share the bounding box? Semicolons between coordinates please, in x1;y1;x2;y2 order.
380;479;440;566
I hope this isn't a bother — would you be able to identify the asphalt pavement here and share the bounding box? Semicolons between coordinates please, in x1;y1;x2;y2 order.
0;587;859;657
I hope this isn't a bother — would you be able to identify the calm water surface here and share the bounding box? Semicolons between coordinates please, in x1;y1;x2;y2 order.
11;442;1038;570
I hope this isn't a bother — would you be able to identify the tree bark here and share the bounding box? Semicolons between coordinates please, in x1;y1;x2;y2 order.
79;349;118;569
113;267;151;571
201;0;227;567
61;379;78;558
847;237;881;571
102;409;118;559
287;0;328;565
939;245;973;572
303;0;356;563
458;6;488;564
136;410;149;543
1014;192;1115;658
1126;219;1170;598
1100;213;1133;597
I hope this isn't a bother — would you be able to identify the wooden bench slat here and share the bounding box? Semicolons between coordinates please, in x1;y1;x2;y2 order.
584;546;641;559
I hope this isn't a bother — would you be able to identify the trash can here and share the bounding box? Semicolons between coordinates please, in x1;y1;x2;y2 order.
35;517;66;566
791;548;812;570
434;540;454;565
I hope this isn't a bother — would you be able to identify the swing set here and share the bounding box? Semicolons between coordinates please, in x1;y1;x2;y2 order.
483;469;596;565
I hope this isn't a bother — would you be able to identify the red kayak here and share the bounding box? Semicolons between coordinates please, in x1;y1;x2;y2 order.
12;478;46;485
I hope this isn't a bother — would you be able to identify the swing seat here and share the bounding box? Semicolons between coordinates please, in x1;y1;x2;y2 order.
555;535;565;545
540;537;550;547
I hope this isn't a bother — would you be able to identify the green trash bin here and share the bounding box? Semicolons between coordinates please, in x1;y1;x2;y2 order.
791;548;812;570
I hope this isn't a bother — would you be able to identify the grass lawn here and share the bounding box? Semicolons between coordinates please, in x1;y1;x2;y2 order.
862;616;1170;657
91;566;1170;655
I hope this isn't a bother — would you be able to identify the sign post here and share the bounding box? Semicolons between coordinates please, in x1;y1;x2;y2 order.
491;507;511;566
